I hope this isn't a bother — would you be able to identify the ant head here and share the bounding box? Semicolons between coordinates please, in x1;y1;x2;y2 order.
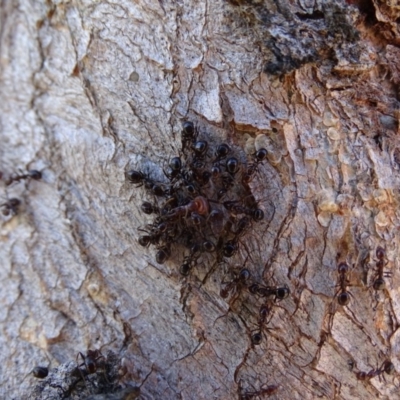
193;140;208;156
180;261;191;276
202;240;215;252
383;361;395;375
182;121;195;138
239;268;251;281
223;241;237;257
169;157;182;171
126;170;144;184
156;247;170;264
255;148;267;162
226;157;239;174
215;143;230;159
32;366;48;379
141;201;155;214
138;236;151;247
28;170;42;180
376;246;385;260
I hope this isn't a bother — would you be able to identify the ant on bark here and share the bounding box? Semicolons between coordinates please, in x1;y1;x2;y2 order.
126;169;166;196
248;283;290;302
32;366;48;379
250;302;274;345
335;262;352;306
220;268;251;299
372;246;391;291
3;169;42;186
240;384;279;399
242;148;268;184
356;360;395;382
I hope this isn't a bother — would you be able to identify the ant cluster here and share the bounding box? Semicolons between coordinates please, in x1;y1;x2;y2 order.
0;169;42;216
32;349;124;398
127;121;291;348
127;121;267;274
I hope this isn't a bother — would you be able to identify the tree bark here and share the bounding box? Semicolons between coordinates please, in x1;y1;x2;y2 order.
1;0;400;399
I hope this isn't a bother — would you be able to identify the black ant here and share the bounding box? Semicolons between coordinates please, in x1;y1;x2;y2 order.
372;246;391;290
211;143;231;177
242;148;268;183
155;245;171;264
335;262;352;306
32;366;48;379
0;198;21;216
77;349;105;376
164;157;183;181
220;268;250;299
249;283;290;302
240;384;279;399
223;200;264;222
125;170;165;196
356;360;395;381
180;244;201;275
250;302;275;346
181;121;197;152
4;169;42;186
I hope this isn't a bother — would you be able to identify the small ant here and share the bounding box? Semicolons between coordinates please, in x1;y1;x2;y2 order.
181;121;197;152
248;283;290;302
223;200;264;221
125;170;165;196
0;198;21;216
220;268;250;299
240;384;279;399
155;245;171;264
164;157;184;182
180;244;201;275
242;148;268;183
250;303;275;346
372;246;391;290
77;349;105;375
356;360;395;381
4;169;42;186
335;262;352;306
32;366;48;379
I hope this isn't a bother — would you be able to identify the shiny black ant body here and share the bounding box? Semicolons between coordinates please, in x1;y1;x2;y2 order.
220;268;250;299
32;366;48;379
372;246;391;290
126;170;165;196
250;302;275;345
4;169;42;186
77;349;105;375
356;360;394;381
335;262;351;306
248;283;290;302
180;244;201;276
181;121;197;152
242;148;267;183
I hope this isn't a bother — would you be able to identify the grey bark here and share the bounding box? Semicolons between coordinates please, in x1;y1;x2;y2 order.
1;0;400;399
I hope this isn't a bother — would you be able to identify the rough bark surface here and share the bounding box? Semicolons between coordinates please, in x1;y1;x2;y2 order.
1;0;400;399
